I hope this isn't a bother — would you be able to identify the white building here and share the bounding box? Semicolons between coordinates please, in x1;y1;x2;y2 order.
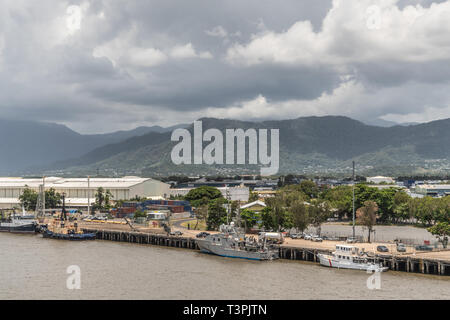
0;176;170;208
366;176;395;184
170;186;249;202
415;184;450;197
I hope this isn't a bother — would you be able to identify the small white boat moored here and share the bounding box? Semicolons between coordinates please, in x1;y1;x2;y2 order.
317;244;389;272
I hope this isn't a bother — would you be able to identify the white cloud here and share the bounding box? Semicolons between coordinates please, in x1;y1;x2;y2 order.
381;105;450;123
201;79;365;120
125;47;167;67
205;25;228;38
92;25;168;68
226;0;450;66
169;43;212;59
192;78;450;124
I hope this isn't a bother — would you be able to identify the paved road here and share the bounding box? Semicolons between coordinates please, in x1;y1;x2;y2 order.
171;217;193;228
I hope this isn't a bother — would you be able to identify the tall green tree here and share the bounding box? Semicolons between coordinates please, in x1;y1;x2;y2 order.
45;188;62;209
308;199;331;236
392;191;411;223
260;207;276;230
290;200;309;233
298;180;320;199
194;204;208;230
94;187;114;210
428;222;449;249
19;187;38;211
320;185;352;219
206;198;227;231
248;189;259;202
240;209;259;232
19;187;62;211
185;186;223;207
356;200;378;243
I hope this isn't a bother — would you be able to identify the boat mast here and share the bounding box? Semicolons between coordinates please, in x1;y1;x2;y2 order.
61;192;67;221
352;161;356;239
87;176;91;216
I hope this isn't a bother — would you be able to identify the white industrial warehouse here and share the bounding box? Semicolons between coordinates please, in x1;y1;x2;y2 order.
0;176;170;208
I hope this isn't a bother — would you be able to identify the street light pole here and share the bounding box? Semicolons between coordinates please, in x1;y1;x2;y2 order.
42;176;45;217
352;161;356;239
87;176;91;216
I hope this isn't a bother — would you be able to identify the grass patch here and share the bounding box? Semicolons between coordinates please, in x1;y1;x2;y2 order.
180;219;207;231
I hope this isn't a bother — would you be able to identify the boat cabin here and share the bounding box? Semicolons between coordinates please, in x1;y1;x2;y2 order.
335;245;359;255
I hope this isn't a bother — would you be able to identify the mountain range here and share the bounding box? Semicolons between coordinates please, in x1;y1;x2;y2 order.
0;118;186;174
2;116;449;177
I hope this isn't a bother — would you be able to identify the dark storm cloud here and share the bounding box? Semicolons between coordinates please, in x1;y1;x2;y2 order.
84;59;341;110
0;0;449;132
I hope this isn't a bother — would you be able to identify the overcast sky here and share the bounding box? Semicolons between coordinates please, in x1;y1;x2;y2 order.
1;0;450;133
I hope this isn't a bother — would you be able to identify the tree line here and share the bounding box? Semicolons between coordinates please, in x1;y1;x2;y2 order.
18;186;114;212
183;182;449;246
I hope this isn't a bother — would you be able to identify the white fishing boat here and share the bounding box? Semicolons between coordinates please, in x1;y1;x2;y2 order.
0;205;37;233
317;244;388;272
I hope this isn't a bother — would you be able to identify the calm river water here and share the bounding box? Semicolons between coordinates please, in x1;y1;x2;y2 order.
0;233;449;300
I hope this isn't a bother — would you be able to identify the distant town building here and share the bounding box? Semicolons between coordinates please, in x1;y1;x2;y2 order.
170;186;249;202
240;200;267;213
415;184;450;197
253;189;276;199
0;176;170;209
366;176;395;184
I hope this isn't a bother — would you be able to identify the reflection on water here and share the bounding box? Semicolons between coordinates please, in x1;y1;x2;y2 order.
0;233;449;300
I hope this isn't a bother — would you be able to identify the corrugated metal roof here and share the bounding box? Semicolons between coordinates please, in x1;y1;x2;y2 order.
0;177;152;188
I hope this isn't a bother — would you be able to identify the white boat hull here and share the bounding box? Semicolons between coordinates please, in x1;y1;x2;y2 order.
317;253;389;272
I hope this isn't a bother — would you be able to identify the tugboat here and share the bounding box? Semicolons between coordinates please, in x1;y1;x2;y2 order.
196;222;279;260
317;244;388;272
41;194;96;241
0;206;37;234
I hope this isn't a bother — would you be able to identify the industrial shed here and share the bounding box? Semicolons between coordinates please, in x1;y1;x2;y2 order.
0;176;170;208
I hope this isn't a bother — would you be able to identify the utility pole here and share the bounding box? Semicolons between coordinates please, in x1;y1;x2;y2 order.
87;176;91;216
226;185;230;224
352;161;356;239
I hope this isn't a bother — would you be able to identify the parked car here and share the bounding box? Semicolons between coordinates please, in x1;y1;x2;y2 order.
415;245;433;251
289;233;302;239
377;245;389;253
346;237;358;243
196;232;210;238
304;234;312;240
311;236;323;242
396;243;407;252
170;231;183;236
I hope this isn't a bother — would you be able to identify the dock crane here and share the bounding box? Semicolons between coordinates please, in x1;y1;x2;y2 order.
123;217;139;232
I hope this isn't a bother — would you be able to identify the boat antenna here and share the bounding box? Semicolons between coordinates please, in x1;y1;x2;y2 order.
352;161;356;239
87;176;91;217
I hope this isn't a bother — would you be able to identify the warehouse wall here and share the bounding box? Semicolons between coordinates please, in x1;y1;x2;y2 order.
129;179;170;198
